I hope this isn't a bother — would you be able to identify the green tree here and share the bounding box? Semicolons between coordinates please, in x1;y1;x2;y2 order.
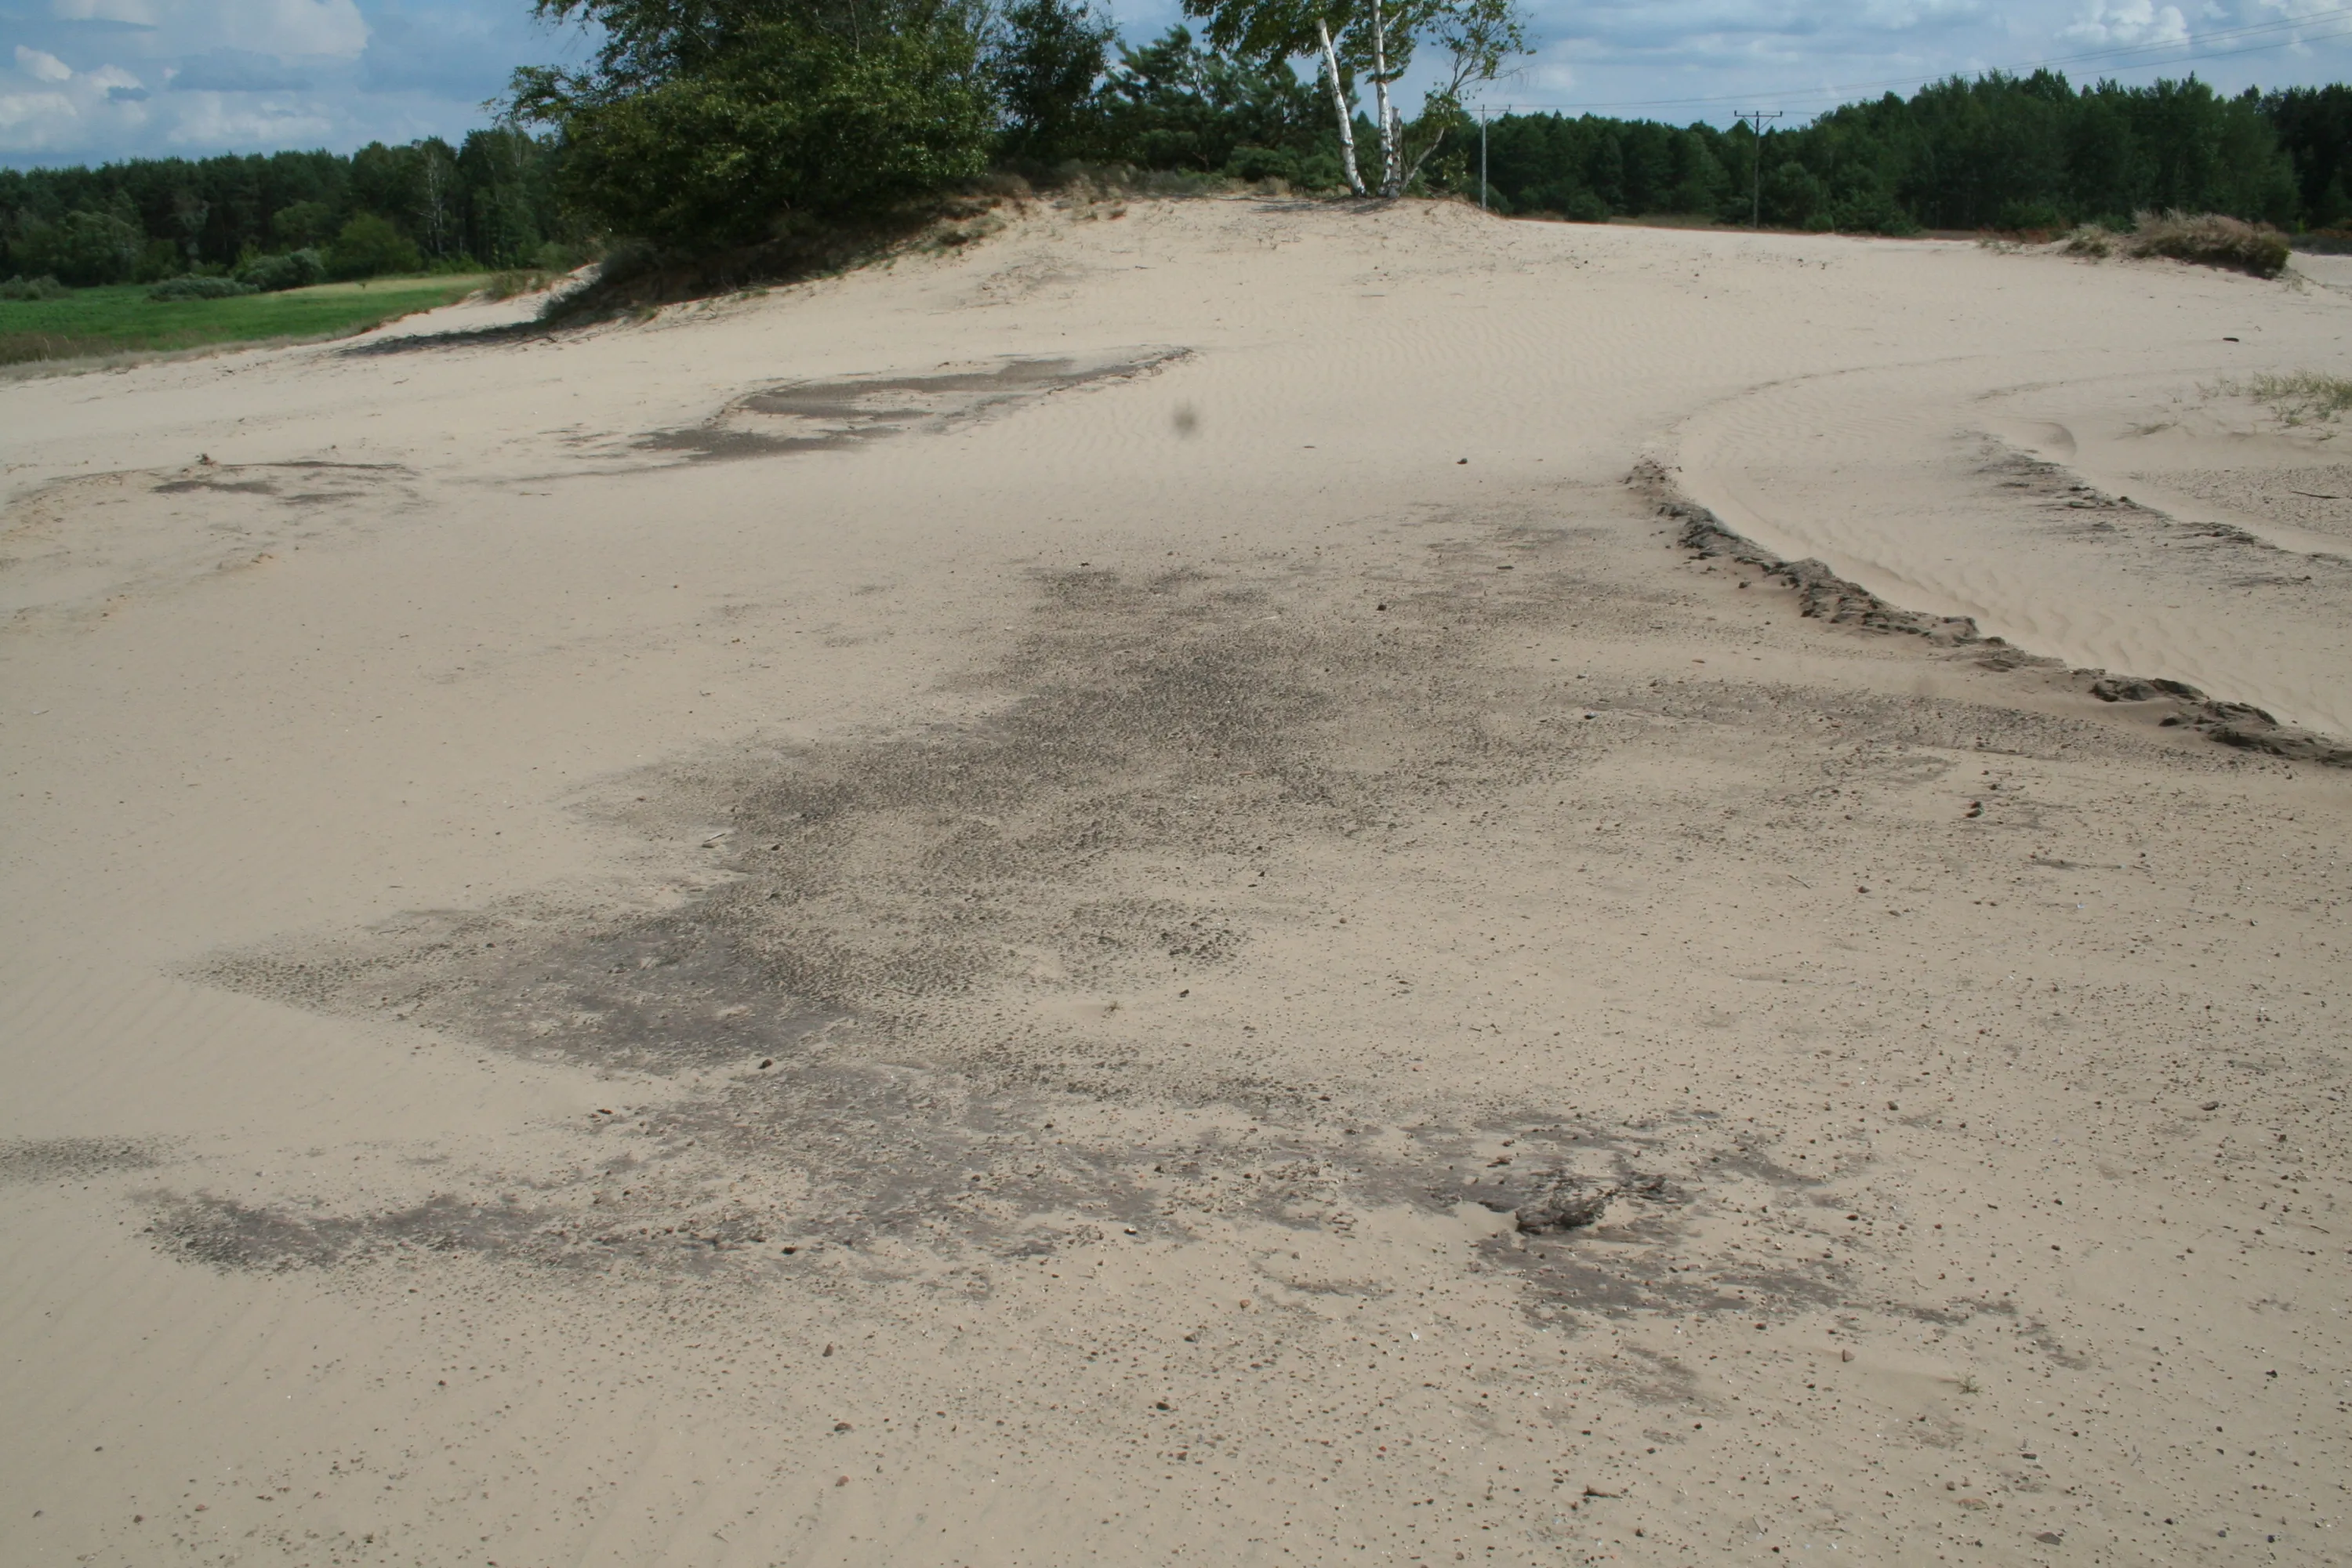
272;200;338;248
1181;0;1527;198
328;212;424;278
991;0;1115;162
23;205;144;285
513;0;995;249
1100;26;1325;175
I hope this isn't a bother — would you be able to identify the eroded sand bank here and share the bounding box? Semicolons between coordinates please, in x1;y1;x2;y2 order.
3;198;2347;1566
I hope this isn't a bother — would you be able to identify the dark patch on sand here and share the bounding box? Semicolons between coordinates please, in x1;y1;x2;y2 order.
0;1136;168;1185
183;509;2090;1330
643;348;1188;460
148;459;411;497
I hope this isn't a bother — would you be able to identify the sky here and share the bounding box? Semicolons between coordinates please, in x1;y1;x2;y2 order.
4;0;2352;168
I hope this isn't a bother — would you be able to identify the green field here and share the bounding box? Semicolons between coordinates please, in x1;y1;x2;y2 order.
0;274;488;367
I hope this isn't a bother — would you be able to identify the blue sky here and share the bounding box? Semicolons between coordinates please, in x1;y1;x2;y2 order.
4;0;2351;167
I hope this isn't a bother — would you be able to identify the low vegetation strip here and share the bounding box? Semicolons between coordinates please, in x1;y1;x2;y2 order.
2060;211;2292;277
0;275;485;367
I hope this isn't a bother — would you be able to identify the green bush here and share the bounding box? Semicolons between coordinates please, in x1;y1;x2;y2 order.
1;274;71;300
238;248;328;292
328;213;424;279
1224;144;1298;182
542;21;993;249
148;274;260;300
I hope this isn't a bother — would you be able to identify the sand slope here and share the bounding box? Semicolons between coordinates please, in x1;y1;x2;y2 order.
2;197;2347;1566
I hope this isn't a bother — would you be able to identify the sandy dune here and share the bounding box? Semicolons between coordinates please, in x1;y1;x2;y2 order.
2;196;2347;1566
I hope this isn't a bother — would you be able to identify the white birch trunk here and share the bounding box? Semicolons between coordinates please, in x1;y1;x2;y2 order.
1316;20;1367;198
1370;0;1399;198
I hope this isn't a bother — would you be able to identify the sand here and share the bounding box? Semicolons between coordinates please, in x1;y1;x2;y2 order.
2;195;2347;1566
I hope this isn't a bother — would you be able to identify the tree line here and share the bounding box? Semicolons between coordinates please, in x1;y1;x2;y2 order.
1475;74;2347;235
8;0;2352;291
1;129;570;288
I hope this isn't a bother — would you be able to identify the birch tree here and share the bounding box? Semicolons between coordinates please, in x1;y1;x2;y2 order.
1181;0;1524;198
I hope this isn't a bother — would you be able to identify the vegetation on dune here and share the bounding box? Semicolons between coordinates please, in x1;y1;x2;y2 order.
512;0;998;249
2219;370;2352;425
0;275;486;368
2062;211;2292;277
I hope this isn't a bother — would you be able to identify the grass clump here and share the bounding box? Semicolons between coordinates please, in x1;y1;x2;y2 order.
482;269;557;301
1;274;71;300
147;274;258;302
2061;210;2292;277
0;274;486;368
2218;370;2352;426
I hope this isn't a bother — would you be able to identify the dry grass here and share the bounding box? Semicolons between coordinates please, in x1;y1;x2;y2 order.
2061;210;2292;278
2216;369;2352;426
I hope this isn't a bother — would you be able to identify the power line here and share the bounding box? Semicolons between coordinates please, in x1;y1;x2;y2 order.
1485;5;2352;118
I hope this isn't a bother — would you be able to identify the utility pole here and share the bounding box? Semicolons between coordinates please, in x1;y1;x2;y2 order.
1735;110;1783;228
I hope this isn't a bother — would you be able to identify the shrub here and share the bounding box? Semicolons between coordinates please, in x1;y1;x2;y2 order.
534;240;591;273
0;274;71;300
328;214;424;280
238;248;328;292
1224;144;1298;182
2125;210;2292;277
482;268;556;299
2060;223;2116;258
148;274;259;301
525;19;993;250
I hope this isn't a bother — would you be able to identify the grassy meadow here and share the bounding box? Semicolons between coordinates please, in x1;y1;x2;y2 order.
0;274;486;368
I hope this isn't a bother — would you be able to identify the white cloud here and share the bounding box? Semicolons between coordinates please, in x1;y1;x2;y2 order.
50;0;160;23
0;89;77;142
2059;0;2191;45
15;43;75;81
214;0;368;61
163;90;332;144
